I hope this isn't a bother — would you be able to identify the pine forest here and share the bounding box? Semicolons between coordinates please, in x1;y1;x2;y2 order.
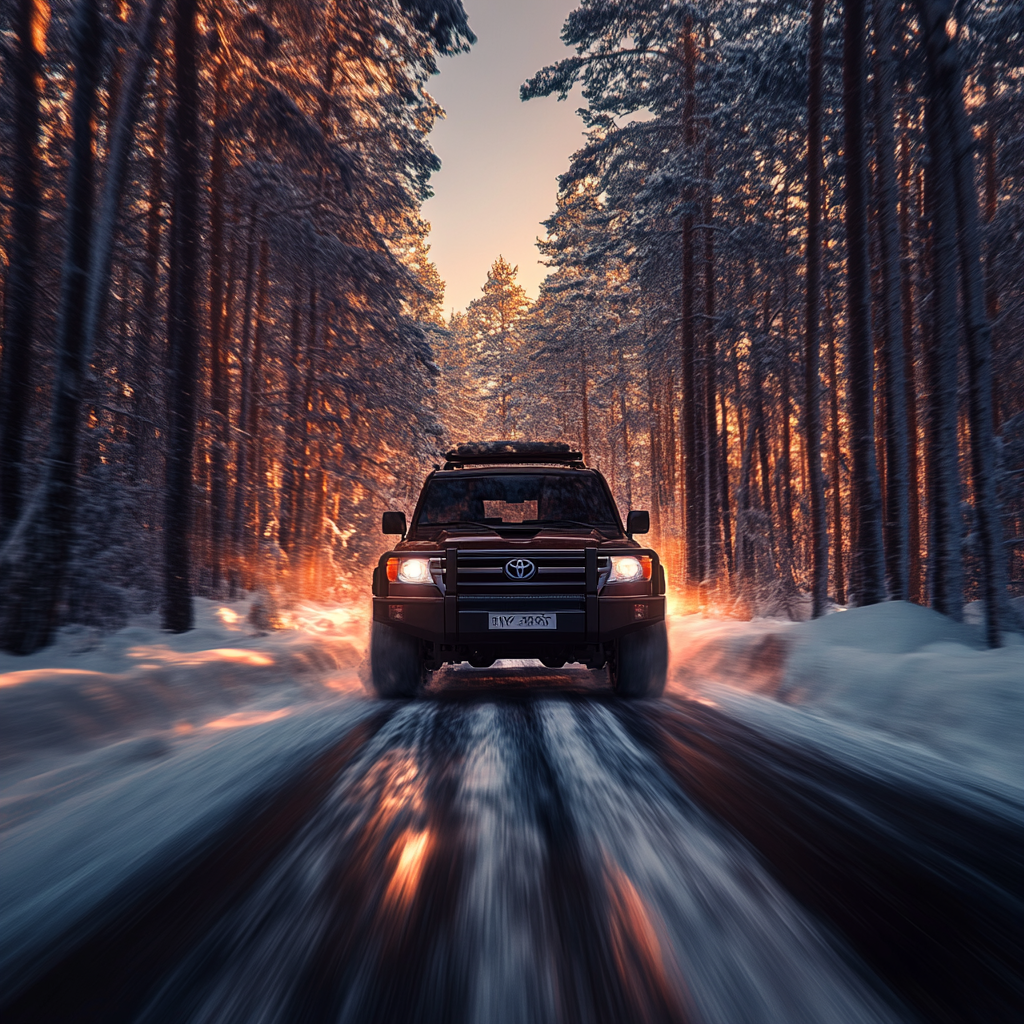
1;0;1023;653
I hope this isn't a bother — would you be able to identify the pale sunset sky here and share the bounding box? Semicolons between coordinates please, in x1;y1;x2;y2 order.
420;0;583;314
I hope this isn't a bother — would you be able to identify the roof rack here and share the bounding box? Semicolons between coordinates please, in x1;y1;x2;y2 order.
442;441;585;470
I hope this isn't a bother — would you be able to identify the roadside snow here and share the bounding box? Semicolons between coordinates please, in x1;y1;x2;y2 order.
0;595;376;992
0;594;371;842
668;601;1024;788
0;697;378;989
0;596;366;771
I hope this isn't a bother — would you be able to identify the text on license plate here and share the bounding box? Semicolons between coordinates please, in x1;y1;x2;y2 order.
488;613;556;630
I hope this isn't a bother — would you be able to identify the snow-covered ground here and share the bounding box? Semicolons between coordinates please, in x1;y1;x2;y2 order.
1;593;1020;993
668;600;1024;789
0;595;366;775
0;596;373;982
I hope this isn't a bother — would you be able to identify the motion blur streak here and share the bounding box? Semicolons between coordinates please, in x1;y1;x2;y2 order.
614;696;1024;1024
4;666;1022;1024
125;646;275;667
205;709;291;730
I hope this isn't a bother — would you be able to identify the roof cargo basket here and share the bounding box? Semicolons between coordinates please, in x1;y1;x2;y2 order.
443;441;585;469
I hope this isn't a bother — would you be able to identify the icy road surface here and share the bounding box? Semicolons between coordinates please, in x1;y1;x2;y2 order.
2;663;1022;1024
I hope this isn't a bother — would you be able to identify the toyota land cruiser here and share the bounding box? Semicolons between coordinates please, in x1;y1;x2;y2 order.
370;441;668;697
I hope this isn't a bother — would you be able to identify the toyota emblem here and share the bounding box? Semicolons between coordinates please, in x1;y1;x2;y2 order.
504;558;537;580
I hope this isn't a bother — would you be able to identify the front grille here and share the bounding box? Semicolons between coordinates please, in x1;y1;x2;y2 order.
453;549;593;596
449;548;607;636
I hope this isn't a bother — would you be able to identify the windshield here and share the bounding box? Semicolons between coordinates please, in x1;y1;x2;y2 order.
413;472;620;535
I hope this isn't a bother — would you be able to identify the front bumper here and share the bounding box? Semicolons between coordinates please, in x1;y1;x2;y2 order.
371;546;666;667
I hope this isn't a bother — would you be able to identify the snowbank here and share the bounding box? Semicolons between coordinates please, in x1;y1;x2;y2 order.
0;697;378;989
0;595;379;990
668;601;1024;787
0;596;367;770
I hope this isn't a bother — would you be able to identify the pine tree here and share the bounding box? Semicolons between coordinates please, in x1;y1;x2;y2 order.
466;256;531;438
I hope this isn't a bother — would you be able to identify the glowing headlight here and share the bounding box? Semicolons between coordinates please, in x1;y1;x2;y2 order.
396;558;431;584
609;555;652;582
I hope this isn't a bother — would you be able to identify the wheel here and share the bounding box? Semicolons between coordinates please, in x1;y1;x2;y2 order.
370;620;425;698
610;620;668;698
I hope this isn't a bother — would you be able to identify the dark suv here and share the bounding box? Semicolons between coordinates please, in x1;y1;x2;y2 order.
370;442;667;697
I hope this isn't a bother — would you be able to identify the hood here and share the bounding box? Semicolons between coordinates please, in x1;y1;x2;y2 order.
395;528;637;552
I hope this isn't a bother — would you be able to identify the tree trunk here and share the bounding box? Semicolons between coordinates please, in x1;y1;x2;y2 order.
680;18;700;590
292;283;320;561
805;0;828;616
778;162;795;575
899;95;923;603
826;290;847;605
921;44;963;622
81;0;168;365
243;239;270;582
843;0;886;605
981;79;1001;430
719;389;733;577
918;0;1003;643
0;0;104;654
616;344;632;508
664;369;678;574
580;336;590;466
703;153;719;589
279;284;305;553
873;0;910;601
700;21;719;590
0;0;43;544
133;64;166;484
647;367;662;546
735;398;759;590
229;209;260;592
163;0;201;633
756;292;774;521
208;61;230;594
780;313;794;554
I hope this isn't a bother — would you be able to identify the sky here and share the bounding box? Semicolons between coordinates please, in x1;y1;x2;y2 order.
420;0;584;315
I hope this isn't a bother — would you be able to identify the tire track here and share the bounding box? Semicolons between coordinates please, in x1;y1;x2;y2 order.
614;696;1024;1024
6;668;1013;1024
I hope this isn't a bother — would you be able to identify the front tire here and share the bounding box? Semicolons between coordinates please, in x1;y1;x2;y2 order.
370;620;425;698
610;620;668;698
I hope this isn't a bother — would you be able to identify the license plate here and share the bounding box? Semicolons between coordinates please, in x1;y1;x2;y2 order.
488;612;556;630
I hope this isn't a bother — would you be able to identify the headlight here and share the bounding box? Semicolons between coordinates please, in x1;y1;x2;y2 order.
389;557;431;584
609;555;652;582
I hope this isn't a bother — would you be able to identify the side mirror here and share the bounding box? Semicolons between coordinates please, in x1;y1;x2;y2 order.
382;511;407;538
626;510;650;537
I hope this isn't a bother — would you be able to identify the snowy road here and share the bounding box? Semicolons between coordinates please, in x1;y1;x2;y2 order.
2;664;1021;1024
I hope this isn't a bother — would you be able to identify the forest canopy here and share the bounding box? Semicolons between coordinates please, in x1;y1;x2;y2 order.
0;0;1021;652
